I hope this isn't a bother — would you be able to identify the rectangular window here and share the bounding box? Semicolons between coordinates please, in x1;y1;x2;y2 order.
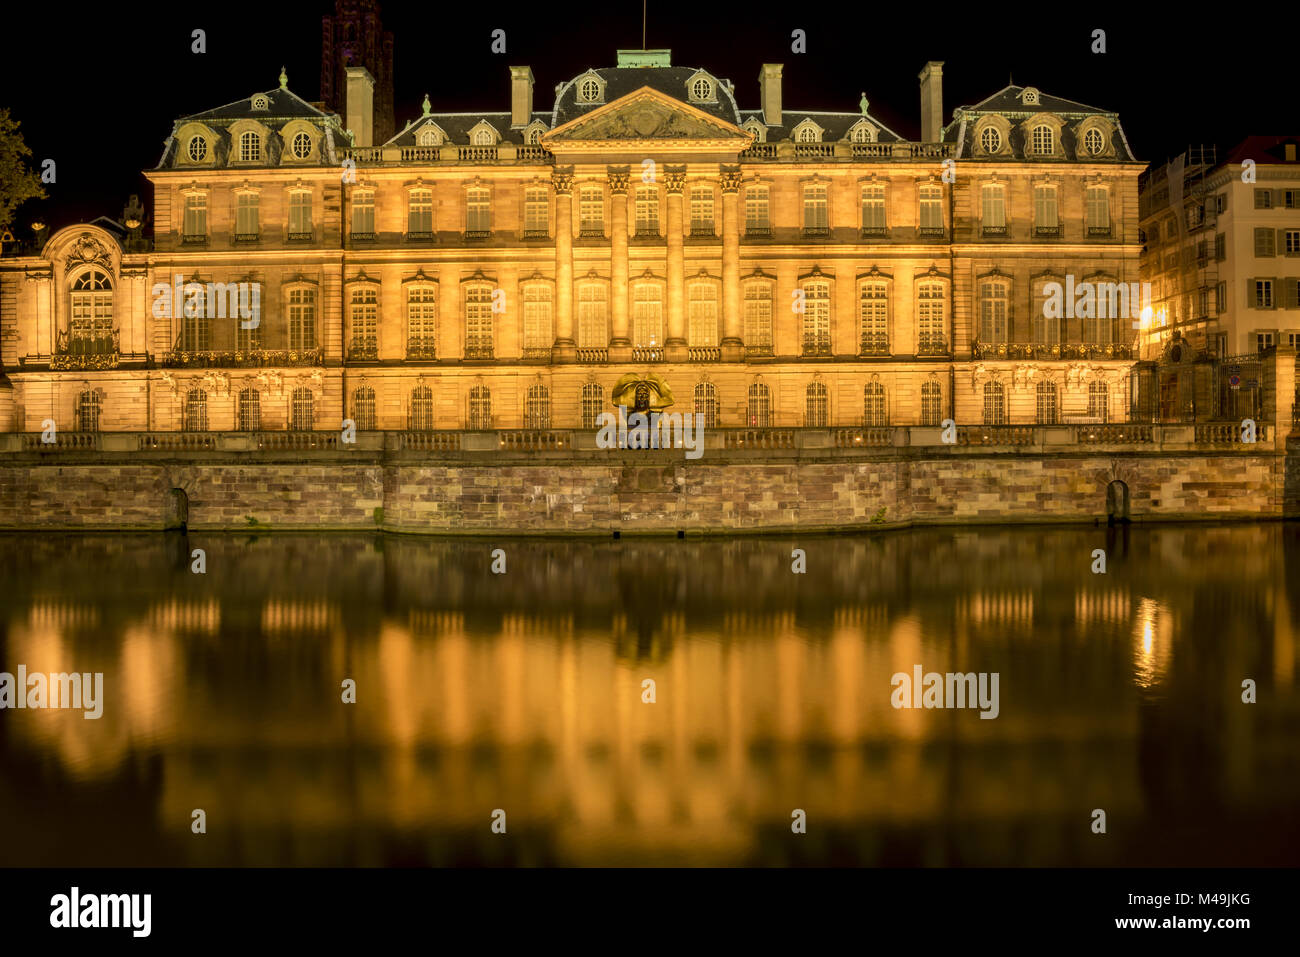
861;184;886;232
235;193;259;238
577;284;608;349
1285;190;1299;209
579;186;603;235
1255;189;1273;209
743;284;773;353
1255;279;1274;308
801;282;831;354
464;286;494;357
1214;193;1226;214
1255;228;1276;256
916;283;945;353
635;187;660;235
1215;232;1226;261
687;284;719;346
919;185;943;232
183;193;207;240
981;184;1005;231
1086;187;1109;233
351;192;374;236
522;286;553;355
288;288;315;351
691;185;715;235
524;187;548;236
803;184;828;233
1286;230;1300;255
349;288;378;357
466;188;491;235
1256;332;1275;351
289;192;312;238
1034;185;1059;231
744;186;769;235
1216;281;1227;313
407;189;433;236
406;286;437;359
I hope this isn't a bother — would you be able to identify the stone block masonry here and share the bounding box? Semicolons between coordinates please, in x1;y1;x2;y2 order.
0;442;1294;534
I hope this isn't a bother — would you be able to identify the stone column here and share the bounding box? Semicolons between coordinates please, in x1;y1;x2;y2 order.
607;165;631;362
720;165;743;361
664;165;687;361
551;165;576;363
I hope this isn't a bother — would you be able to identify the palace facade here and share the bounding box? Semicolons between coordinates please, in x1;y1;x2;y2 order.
0;51;1145;436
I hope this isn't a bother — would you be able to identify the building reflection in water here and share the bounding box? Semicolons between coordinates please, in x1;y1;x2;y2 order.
0;526;1296;866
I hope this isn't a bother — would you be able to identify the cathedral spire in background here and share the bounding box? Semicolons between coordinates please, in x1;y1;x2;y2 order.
321;0;395;144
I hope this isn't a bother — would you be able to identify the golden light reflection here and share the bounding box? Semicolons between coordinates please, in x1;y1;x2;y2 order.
1132;597;1173;689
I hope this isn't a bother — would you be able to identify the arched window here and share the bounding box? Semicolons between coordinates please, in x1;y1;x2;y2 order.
743;280;773;356
806;382;829;427
1088;381;1109;422
183;388;208;431
916;281;946;354
238;387;261;431
1031;125;1054;156
983;381;1006;425
239;130;261;162
690;77;713;101
75;391;101;432
747;383;772;427
858;281;888;355
468;385;492;429
921;380;942;426
288;287;316;352
464;284;494;358
979;279;1009;345
417;127;440;147
687;281;718;347
474;128;496;146
577;282;608;350
407;284;437;359
290;387;314;430
581;383;605;429
523;283;554;357
632;283;663;348
409;386;434;430
850;124;873;144
69;269;114;355
801;279;831;356
694;382;719;428
178;283;210;352
796;126;818;143
527;127;542;145
864;382;888;426
351;386;376;430
1036;380;1059;424
524;384;551;429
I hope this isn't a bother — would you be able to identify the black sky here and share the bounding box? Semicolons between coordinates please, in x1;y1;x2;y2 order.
3;0;1291;233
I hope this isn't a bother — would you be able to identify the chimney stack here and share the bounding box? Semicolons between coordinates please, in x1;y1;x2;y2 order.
346;66;375;148
510;66;534;129
759;64;783;127
918;61;944;143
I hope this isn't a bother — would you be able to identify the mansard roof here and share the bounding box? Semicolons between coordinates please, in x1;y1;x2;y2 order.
736;109;905;143
944;84;1137;161
959;85;1114;117
552;66;744;127
183;86;334;122
384;111;553;148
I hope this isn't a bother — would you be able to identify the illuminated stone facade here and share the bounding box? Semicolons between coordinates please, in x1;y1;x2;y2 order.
0;52;1146;436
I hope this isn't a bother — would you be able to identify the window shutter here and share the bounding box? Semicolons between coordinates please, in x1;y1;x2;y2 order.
1279;228;1288;254
1246;277;1255;308
1274;189;1285;208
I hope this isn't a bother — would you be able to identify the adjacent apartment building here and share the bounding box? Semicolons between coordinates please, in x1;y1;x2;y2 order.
0;50;1146;435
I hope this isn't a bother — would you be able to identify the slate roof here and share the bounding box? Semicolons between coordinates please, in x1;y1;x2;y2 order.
943;85;1137;162
384;111;552;148
183;86;334;122
1221;135;1300;166
552;66;744;127
737;109;905;143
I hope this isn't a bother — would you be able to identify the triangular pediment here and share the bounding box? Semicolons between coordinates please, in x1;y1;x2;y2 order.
542;87;751;151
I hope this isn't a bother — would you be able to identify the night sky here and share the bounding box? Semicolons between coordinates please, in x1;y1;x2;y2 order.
3;0;1289;233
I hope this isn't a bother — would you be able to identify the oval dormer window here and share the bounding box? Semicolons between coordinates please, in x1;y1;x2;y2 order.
981;127;1001;153
691;77;713;101
187;136;208;162
579;78;600;102
251;94;269;111
291;132;312;159
1084;127;1105;156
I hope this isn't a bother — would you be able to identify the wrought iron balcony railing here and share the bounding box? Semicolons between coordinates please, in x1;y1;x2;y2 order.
162;348;323;368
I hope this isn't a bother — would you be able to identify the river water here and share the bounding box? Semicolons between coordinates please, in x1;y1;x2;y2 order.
1;524;1297;866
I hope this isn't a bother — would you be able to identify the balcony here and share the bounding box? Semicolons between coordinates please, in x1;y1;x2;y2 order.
739;144;778;160
687;346;720;362
405;231;435;242
406;338;437;361
802;226;830;239
463;343;494;360
233;233;260;244
916;334;949;357
1087;227;1112;238
576;347;608;363
578;227;605;239
859;226;889;239
1034;226;1062;238
744;343;774;358
349;231;376;242
50;330;120;370
801;336;832;358
181;234;207;246
744;226;771;238
348;340;378;361
463;229;492;240
457;146;498;162
793;144;834;159
287;231;313;242
918;226;945;238
981;225;1008;238
689;225;716;238
859;334;890;357
521;347;551;360
970;342;1134;360
634;226;661;238
162;348;324;368
522;228;550;239
631;346;664;362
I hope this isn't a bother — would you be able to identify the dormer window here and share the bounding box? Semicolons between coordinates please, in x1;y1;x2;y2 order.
239;131;261;162
1030;125;1054;156
291;131;312;159
796;126;819;143
417;126;440;147
527;127;542;144
473;128;494;146
848;121;875;144
251;94;269;111
1021;87;1040;105
690;77;714;101
579;78;601;102
742;119;766;142
187;136;208;162
1083;127;1105;156
980;127;1002;153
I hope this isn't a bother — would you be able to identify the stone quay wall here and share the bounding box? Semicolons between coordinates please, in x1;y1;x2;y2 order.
0;425;1295;534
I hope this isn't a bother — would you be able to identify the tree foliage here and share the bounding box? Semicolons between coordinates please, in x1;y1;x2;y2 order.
0;109;46;234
